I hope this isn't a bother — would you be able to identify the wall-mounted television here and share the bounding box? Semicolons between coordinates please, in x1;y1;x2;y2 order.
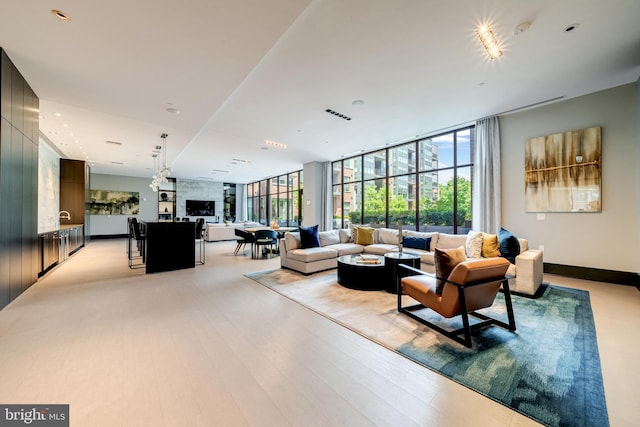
185;200;215;216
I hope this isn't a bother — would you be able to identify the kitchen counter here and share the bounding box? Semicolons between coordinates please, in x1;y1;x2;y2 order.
38;224;85;276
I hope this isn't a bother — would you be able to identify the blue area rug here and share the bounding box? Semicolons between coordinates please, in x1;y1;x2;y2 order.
246;269;609;427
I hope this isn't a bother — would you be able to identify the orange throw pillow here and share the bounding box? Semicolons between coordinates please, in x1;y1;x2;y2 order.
434;246;466;294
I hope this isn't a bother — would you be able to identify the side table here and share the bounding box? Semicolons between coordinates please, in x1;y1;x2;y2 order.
384;252;421;294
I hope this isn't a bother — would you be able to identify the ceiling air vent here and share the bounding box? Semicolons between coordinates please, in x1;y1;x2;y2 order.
325;109;352;121
111;161;124;165
106;140;123;146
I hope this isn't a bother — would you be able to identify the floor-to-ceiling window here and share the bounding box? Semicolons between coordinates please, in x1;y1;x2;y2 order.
332;126;474;233
247;170;303;226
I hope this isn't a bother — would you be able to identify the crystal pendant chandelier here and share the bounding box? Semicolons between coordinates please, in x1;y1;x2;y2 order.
149;133;171;192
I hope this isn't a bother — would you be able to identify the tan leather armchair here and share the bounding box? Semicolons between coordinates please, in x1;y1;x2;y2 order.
398;257;516;348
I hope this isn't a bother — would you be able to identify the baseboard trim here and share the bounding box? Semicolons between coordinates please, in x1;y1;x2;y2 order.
90;234;128;240
544;263;640;287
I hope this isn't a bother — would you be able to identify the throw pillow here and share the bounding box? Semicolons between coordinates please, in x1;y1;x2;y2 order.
402;236;431;251
338;228;351;243
349;224;361;243
434;246;467;295
498;227;521;264
299;225;320;249
284;232;301;250
465;231;484;259
481;234;501;258
355;227;374;245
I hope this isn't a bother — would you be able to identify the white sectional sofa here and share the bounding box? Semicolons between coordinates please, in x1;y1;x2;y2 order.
280;227;543;295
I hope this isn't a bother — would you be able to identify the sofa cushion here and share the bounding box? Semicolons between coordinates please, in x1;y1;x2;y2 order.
355;227;374;245
435;233;467;250
482;234;501;258
328;243;364;256
338;228;351;243
498;227;521;264
405;231;439;251
299;225;320;248
363;243;398;255
287;246;338;263
318;229;340;247
465;231;484;259
284;232;301;251
434;246;466;294
376;228;401;244
402;236;431;250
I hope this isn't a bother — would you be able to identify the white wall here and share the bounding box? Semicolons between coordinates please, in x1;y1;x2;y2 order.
89;174;158;236
500;82;639;273
303;161;323;227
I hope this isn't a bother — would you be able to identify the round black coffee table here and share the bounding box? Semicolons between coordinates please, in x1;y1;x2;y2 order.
337;254;386;290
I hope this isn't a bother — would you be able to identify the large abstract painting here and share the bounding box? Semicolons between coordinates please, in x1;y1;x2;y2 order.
525;127;601;212
89;190;140;215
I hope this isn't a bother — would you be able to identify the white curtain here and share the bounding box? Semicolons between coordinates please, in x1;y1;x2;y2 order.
320;161;333;231
472;116;501;233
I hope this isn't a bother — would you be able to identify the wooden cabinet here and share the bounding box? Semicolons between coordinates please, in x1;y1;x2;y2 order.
0;48;39;309
60;159;90;243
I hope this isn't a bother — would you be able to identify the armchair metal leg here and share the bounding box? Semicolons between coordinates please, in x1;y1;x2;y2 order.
398;278;517;348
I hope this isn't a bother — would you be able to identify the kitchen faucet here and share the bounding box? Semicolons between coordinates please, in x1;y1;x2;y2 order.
59;210;71;221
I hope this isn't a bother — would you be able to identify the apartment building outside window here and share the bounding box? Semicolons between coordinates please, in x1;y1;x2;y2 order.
332;126;474;233
247;170;303;226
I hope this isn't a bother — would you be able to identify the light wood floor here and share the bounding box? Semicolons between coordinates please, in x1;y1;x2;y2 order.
0;239;638;427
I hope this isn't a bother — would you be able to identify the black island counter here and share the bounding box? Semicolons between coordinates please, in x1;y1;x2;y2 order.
141;221;196;274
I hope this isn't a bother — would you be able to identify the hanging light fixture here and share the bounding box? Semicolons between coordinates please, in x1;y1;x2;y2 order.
149;133;170;192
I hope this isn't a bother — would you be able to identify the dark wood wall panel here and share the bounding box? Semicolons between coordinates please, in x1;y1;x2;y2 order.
0;51;11;121
0;117;11;308
0;48;39;309
60;159;87;227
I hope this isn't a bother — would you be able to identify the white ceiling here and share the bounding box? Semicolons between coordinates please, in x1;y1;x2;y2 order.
2;0;639;184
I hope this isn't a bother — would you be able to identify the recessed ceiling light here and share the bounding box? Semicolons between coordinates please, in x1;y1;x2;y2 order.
51;10;71;21
564;23;580;33
352;100;365;106
261;147;269;150
325;108;352;121
264;140;287;149
166;107;180;115
54;113;62;117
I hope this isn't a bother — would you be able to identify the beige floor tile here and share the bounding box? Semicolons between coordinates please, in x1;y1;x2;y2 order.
0;239;637;426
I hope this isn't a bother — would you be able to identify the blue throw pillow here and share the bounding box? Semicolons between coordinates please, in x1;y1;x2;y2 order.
498;227;520;264
402;236;431;251
299;225;320;249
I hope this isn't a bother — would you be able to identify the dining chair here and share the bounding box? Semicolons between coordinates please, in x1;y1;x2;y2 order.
253;229;278;258
234;228;255;256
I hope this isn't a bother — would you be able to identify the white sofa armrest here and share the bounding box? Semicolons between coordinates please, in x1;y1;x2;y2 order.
513;249;543;295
